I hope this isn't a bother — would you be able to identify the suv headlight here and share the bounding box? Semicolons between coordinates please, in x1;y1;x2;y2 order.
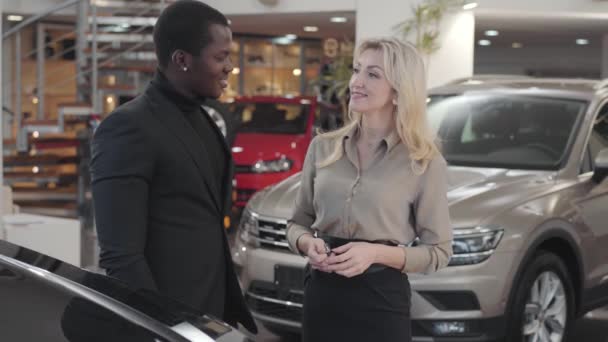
251;157;293;173
238;208;259;246
449;227;504;266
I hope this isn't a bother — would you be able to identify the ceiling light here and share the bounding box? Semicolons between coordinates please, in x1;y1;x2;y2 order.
7;15;24;22
303;26;319;32
330;17;347;23
484;30;499;37
576;39;589;45
232;67;240;75
274;37;293;45
512;42;523;48
292;68;302;76
285;34;297;40
463;2;478;10
478;39;491;46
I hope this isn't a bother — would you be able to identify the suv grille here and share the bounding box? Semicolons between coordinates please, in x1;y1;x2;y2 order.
234;165;252;173
257;217;290;251
246;281;303;323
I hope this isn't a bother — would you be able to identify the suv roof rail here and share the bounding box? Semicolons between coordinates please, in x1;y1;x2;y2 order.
447;74;533;85
594;79;608;90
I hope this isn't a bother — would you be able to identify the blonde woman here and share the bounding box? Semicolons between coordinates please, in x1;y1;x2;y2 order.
286;37;453;341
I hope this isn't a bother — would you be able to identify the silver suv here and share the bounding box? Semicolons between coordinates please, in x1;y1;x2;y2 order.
232;77;608;341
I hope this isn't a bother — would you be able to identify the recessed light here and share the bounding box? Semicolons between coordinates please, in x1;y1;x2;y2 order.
274;37;293;45
485;30;499;37
7;15;24;22
232;67;240;75
463;2;478;10
576;39;589;45
292;68;302;76
512;42;523;48
303;26;319;32
478;39;491;46
285;34;297;40
330;17;347;23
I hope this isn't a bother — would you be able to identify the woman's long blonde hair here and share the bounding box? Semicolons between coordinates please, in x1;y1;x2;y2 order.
316;37;440;174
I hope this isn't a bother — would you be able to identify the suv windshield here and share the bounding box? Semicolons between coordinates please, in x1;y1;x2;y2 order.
428;93;586;170
230;101;310;134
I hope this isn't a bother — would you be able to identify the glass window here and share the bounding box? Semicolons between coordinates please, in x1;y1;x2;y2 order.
242;39;307;96
230;101;310;134
427;94;587;170
243;40;274;95
304;45;323;95
273;43;302;96
589;103;608;165
224;39;241;98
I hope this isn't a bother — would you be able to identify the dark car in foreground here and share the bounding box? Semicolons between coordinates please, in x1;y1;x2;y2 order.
0;239;252;342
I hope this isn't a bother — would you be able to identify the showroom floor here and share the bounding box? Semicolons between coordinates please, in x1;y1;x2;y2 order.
248;291;608;342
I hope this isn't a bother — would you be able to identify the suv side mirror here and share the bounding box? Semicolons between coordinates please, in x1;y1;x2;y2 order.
592;148;608;183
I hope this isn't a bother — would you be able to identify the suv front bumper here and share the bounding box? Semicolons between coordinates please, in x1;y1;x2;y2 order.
232;237;517;341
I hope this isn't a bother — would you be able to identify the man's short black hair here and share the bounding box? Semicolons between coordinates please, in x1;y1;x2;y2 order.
153;0;229;68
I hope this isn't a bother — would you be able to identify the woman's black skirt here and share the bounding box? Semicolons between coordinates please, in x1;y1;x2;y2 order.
302;267;412;342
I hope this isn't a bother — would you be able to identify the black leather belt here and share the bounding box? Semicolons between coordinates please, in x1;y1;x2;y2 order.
317;235;398;274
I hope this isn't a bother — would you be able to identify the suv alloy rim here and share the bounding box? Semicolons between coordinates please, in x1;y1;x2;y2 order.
523;271;567;342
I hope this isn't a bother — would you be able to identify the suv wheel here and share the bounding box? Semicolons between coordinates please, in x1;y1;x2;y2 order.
507;252;575;342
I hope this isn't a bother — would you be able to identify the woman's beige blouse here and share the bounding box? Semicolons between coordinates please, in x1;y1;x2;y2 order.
286;127;453;274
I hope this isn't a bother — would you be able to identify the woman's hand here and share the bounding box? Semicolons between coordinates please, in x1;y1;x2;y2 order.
325;242;378;278
298;234;331;272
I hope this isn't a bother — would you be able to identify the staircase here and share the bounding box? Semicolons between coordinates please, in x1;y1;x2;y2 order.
1;0;166;267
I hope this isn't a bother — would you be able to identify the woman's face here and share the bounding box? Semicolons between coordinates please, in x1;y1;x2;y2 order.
349;49;395;115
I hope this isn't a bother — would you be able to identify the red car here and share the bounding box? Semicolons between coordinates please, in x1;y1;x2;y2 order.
228;96;318;207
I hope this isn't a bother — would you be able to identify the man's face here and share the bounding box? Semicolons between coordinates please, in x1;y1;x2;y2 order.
189;23;233;99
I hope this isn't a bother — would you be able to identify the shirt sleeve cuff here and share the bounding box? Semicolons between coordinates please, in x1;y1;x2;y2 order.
286;222;314;255
401;241;453;274
401;246;432;274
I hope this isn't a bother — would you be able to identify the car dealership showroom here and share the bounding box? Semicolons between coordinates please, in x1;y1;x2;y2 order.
2;0;608;341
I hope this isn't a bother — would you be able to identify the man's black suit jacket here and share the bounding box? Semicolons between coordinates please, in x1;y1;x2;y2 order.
90;81;256;333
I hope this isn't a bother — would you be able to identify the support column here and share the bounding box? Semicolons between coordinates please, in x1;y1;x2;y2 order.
602;34;608;79
355;0;474;88
91;3;98;113
76;0;88;102
36;23;45;119
0;2;5;234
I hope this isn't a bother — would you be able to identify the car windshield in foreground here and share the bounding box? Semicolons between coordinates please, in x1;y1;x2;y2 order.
230;101;310;134
427;93;587;170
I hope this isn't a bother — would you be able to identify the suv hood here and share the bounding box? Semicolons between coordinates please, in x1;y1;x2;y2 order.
248;166;556;226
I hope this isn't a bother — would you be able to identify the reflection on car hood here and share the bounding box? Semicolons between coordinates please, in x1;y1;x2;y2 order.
248;166;556;226
0;240;251;342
